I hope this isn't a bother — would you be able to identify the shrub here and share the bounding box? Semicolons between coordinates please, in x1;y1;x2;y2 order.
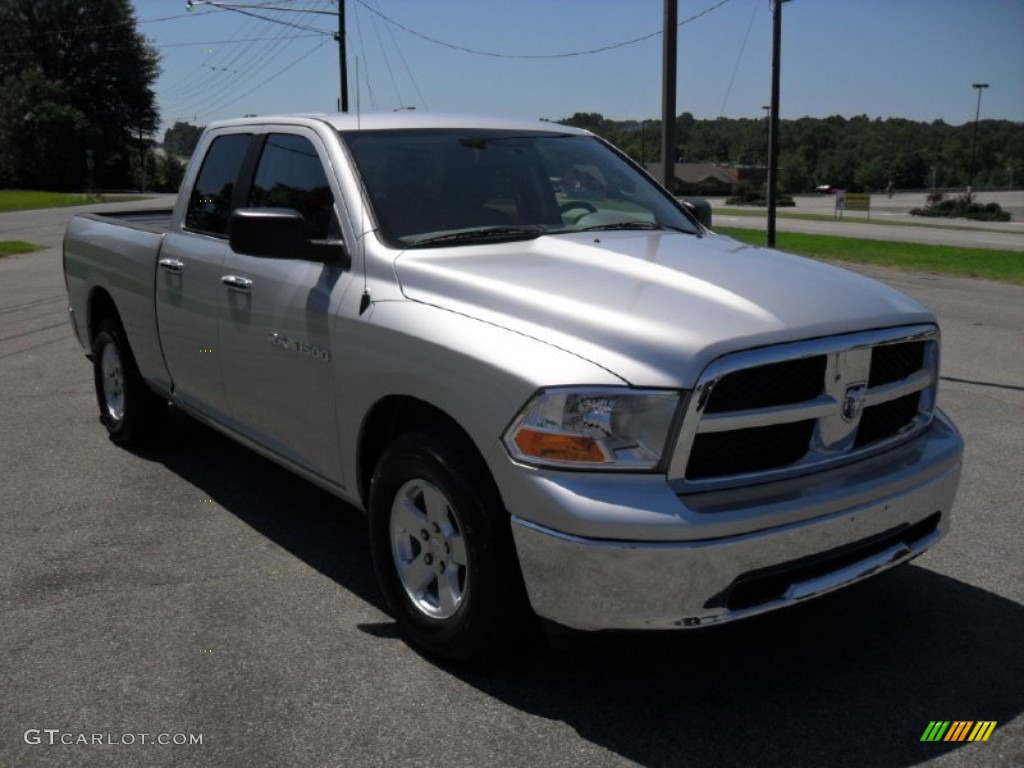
910;193;1011;222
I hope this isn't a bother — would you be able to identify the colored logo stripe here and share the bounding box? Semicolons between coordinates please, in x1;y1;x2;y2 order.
920;721;997;742
968;722;997;742
944;722;973;741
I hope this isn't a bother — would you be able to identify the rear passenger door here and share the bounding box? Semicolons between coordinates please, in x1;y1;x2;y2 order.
217;130;353;484
157;131;253;421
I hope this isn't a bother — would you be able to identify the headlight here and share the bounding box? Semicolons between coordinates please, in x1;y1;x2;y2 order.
503;387;681;470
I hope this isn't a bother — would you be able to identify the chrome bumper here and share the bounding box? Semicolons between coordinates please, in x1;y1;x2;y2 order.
508;413;962;631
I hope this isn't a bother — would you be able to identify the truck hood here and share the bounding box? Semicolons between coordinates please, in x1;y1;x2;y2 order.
393;232;934;387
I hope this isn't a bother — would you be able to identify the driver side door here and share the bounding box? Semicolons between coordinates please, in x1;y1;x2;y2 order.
217;130;354;485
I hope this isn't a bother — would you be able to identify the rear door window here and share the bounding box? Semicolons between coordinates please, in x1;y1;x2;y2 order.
184;133;253;236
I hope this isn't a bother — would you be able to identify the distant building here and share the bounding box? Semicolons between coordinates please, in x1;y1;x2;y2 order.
646;163;767;195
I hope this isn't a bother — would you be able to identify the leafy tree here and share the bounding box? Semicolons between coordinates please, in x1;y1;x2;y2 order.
0;0;159;190
0;69;87;188
154;152;187;193
163;121;205;159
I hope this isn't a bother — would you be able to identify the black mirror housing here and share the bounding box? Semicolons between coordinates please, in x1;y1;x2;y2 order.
228;208;349;267
229;208;307;257
681;197;713;229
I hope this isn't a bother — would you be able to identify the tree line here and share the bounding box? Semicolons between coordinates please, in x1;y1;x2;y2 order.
0;0;175;191
2;0;1020;195
560;112;1024;193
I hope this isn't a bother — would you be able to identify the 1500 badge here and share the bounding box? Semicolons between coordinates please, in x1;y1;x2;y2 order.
268;332;330;362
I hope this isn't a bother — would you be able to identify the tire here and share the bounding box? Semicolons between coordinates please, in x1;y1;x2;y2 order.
368;430;530;663
91;317;166;446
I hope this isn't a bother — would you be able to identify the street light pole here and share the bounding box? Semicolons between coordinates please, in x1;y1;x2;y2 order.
967;82;989;198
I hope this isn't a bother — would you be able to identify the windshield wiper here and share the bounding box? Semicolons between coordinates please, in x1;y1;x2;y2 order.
408;226;544;247
576;221;697;234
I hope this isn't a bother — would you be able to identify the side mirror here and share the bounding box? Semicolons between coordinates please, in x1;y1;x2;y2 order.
228;208;349;266
680;197;713;229
229;208;305;257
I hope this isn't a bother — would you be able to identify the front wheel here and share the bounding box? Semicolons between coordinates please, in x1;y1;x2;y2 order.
91;317;166;445
368;430;529;662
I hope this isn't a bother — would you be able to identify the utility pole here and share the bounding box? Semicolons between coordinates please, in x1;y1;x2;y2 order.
337;0;348;112
766;0;785;248
660;0;678;195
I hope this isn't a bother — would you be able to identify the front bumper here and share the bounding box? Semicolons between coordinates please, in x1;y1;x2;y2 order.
507;411;962;631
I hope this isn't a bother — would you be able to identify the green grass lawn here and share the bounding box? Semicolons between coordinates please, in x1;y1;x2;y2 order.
716;227;1024;284
0;189;148;213
0;241;44;258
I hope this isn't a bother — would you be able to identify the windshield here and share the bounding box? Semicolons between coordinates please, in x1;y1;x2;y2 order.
342;129;701;247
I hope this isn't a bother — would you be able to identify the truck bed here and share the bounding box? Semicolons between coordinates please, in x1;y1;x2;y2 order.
64;211;173;391
75;209;175;235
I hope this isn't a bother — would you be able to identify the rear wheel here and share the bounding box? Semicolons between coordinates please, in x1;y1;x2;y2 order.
369;430;529;662
91;317;166;445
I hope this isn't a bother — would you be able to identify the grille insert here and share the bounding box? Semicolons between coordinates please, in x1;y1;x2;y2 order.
670;327;938;490
705;356;826;413
854;392;921;448
688;420;816;479
870;341;925;387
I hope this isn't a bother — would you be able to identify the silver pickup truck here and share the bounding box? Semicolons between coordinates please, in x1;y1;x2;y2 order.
64;113;963;661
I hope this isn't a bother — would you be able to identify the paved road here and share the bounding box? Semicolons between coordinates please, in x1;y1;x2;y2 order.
1;203;1021;767
710;191;1024;252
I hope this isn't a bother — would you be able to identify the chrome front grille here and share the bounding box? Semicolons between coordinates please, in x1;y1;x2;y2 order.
668;325;939;491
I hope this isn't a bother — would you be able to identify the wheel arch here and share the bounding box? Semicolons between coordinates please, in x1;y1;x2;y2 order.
357;395;495;511
86;286;121;347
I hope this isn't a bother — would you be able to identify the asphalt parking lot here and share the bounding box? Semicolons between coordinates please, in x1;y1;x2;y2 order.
1;201;1022;767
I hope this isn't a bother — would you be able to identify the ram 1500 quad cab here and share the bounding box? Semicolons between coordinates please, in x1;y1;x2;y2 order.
64;113;963;661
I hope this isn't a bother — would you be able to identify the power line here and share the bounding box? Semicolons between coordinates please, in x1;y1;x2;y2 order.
192;38;331;118
158;6;276;98
351;0;377;110
187;0;328;34
370;0;427;109
163;1;321;108
158;33;327;49
166;2;326;115
366;0;404;107
160;43;261;100
352;0;732;60
718;0;762;117
0;32;329;59
3;8;227;44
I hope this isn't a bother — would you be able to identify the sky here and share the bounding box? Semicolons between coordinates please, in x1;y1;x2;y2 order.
134;0;1024;135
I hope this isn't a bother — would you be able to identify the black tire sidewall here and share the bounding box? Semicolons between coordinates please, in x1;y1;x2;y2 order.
91;318;159;445
368;431;520;662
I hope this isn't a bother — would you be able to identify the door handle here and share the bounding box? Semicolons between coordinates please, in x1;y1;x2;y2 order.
221;275;253;292
158;258;185;272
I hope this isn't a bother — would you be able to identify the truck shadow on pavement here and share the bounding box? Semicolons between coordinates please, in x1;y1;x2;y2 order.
141;410;1022;768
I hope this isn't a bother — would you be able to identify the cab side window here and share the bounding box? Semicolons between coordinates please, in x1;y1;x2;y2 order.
184;133;252;236
248;133;335;241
